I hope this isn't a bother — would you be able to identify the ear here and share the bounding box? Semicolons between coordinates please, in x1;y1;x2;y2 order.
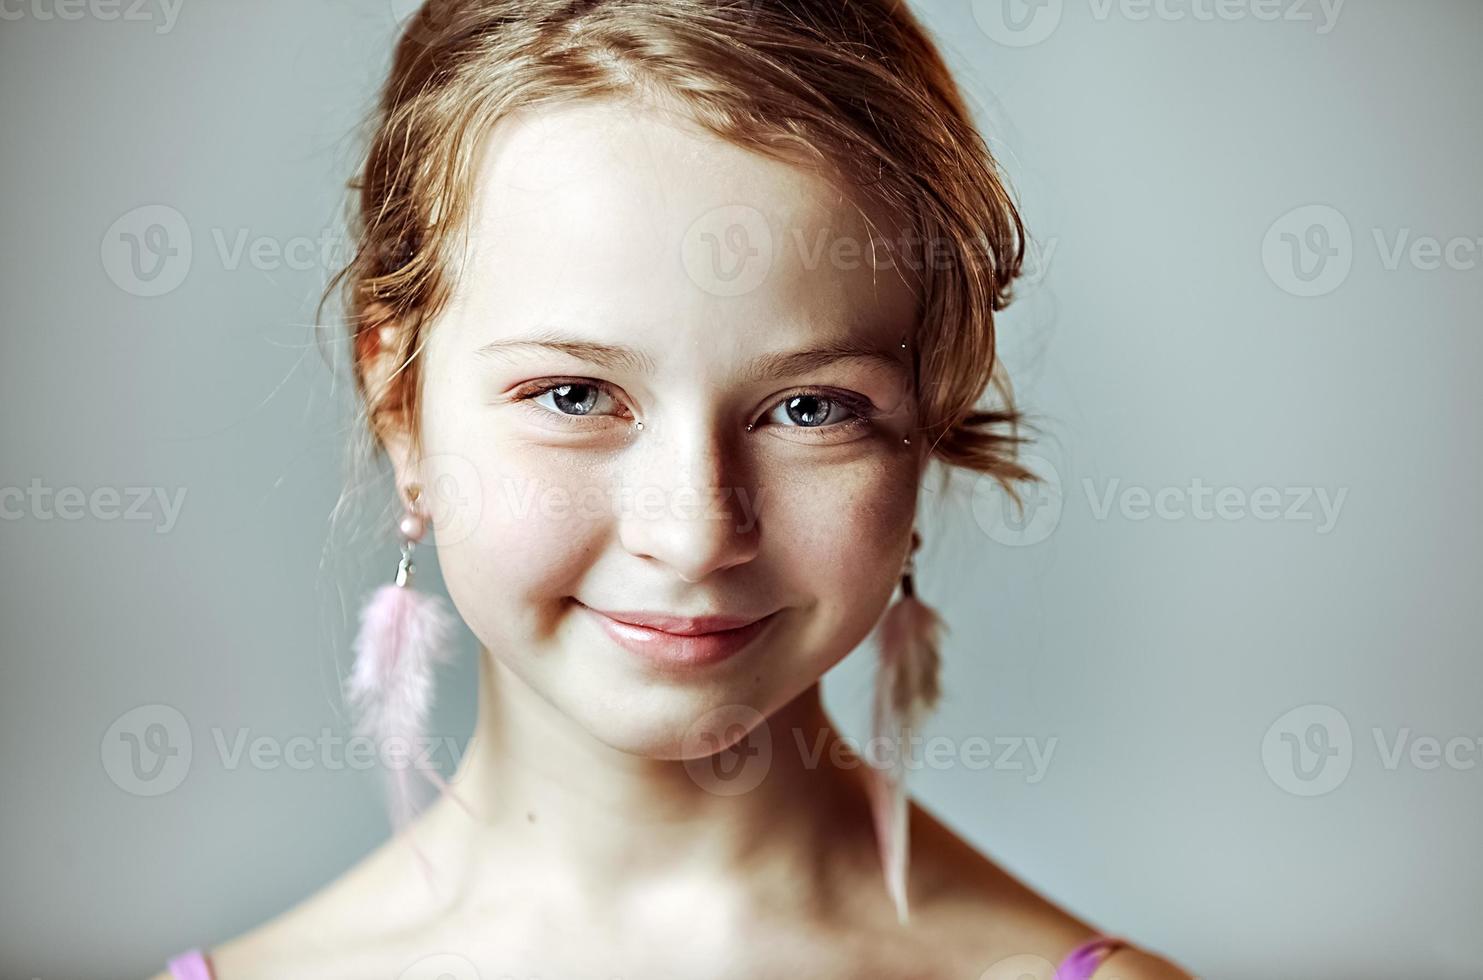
355;301;422;499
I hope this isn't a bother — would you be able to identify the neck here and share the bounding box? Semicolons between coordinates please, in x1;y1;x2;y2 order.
421;645;885;924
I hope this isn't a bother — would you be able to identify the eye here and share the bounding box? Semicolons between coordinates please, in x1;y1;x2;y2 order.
759;389;876;439
513;379;630;422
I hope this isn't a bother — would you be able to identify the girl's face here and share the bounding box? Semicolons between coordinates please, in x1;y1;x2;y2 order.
388;100;923;758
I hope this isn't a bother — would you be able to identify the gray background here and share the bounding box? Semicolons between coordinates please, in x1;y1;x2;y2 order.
2;1;1479;977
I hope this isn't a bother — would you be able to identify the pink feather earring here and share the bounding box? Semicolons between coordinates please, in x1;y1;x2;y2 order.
344;482;473;887
868;527;946;925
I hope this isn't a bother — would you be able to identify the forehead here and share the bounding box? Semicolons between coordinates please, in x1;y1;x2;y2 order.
454;99;919;355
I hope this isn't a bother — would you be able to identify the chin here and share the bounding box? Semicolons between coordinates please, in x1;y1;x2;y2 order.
546;640;800;765
555;668;778;762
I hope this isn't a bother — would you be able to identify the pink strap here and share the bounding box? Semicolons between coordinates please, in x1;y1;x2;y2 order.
166;948;214;980
1057;935;1127;980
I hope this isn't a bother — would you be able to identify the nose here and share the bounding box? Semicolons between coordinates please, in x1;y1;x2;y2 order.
617;420;761;583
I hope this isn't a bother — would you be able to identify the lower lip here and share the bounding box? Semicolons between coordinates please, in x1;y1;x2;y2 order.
579;604;777;669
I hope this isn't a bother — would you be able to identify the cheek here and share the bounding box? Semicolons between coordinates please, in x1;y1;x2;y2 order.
416;399;614;645
775;452;916;570
765;452;918;641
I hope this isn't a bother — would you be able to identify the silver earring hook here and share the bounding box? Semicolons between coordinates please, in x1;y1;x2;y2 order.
902;528;922;580
395;539;416;587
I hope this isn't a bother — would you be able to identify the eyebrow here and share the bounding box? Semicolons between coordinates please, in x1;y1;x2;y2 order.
474;331;910;383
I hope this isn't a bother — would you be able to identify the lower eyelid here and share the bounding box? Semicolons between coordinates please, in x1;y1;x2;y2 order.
514;401;626;437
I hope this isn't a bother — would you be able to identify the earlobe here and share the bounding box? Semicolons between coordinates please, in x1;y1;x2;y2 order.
381;424;419;497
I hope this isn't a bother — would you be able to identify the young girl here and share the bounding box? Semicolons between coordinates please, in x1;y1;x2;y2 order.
160;1;1191;976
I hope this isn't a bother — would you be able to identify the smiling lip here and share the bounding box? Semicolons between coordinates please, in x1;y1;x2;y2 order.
578;602;778;668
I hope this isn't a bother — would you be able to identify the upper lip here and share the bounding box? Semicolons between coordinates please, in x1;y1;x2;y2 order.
581;603;774;636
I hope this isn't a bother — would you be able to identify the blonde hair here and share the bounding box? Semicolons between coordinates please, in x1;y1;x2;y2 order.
326;0;1038;496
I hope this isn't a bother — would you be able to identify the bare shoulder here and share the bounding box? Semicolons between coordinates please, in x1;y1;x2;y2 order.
184;830;429;978
898;799;1097;963
900;800;1194;978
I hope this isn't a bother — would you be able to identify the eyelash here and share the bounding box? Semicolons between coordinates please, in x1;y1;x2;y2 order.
509;379;878;439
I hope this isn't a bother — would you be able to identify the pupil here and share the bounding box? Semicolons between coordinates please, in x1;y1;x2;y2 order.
553;384;596;416
786;395;831;427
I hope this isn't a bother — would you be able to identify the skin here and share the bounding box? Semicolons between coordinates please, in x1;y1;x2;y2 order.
152;100;1192;979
